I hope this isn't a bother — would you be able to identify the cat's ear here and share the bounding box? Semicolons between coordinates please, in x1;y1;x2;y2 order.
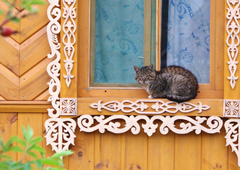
148;64;153;71
134;66;139;72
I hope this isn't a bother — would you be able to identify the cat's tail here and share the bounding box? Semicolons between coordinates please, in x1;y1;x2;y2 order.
166;94;197;103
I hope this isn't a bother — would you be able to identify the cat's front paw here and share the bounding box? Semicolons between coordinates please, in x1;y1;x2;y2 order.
148;95;153;99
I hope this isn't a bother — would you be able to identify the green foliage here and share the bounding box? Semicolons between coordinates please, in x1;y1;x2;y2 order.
0;126;73;170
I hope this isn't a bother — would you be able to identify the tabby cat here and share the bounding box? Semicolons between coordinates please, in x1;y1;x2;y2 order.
134;64;198;102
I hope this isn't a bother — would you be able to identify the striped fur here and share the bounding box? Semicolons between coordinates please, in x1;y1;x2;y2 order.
134;64;199;102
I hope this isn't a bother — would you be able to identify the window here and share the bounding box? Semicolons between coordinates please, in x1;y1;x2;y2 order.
78;0;224;99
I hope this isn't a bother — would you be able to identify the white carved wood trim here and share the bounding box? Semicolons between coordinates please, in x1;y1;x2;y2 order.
60;98;77;115
47;0;61;118
226;0;240;89
223;100;240;117
45;118;76;153
62;0;76;87
78;115;223;137
90;100;210;114
225;119;240;166
46;0;76;152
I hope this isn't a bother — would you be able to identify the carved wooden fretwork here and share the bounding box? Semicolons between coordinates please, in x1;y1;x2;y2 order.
224;100;240;117
46;0;76;152
62;0;76;87
46;0;61;118
226;0;240;89
60;98;77;115
78;115;223;137
225;119;240;166
45;118;76;152
90;100;210;114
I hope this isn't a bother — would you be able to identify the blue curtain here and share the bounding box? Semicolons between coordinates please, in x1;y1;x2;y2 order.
167;0;210;83
94;0;144;84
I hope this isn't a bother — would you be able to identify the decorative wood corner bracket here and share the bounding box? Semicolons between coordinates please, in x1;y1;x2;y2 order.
224;100;240;117
78;115;223;137
226;0;240;89
90;100;210;114
60;98;77;115
225;119;240;166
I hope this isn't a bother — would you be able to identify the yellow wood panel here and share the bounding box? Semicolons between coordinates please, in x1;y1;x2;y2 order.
20;57;52;100
17;113;43;165
0;102;51;112
0;113;18;161
68;130;95;170
148;132;174;170
94;132;121;170
228;147;240;170
60;0;78;98
20;31;50;76
202;128;228;170
77;98;223;116
34;90;50;100
19;3;49;43
0;64;19;100
0;36;19;76
123;128;148;170
175;132;201;170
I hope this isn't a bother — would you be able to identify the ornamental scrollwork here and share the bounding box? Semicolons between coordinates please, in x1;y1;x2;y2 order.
45;118;76;153
225;119;240;167
90;100;210;114
62;0;76;87
78;115;223;137
47;0;61;118
226;0;240;89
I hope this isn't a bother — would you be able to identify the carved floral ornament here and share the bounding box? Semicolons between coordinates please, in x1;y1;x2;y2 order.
45;0;240;167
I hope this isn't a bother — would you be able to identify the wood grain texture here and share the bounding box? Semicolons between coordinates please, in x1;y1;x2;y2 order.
20;57;53;100
0;113;18;161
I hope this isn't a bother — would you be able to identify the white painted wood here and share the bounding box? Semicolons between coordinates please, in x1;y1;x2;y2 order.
45;118;76;152
60;98;77;115
226;0;240;89
62;0;76;87
225;119;240;167
223;100;240;117
78;115;223;137
47;0;61;118
90;100;210;114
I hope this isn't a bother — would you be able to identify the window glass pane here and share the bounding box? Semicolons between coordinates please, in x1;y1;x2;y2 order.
93;0;145;84
161;0;210;83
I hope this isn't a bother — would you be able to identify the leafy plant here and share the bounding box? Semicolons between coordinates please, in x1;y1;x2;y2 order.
0;0;46;36
0;126;73;170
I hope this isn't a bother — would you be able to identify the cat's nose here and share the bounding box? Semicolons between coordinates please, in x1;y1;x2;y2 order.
143;78;146;83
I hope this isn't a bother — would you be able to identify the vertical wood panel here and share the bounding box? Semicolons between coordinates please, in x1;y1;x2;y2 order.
148;132;175;170
123;128;148;170
95;132;121;170
202;129;228;170
68;127;95;170
175;132;201;170
17;113;43;163
0;113;18;161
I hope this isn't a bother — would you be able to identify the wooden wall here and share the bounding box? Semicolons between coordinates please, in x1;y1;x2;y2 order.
0;0;240;170
1;112;240;170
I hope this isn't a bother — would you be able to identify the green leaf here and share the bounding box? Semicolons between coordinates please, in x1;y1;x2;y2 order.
0;161;10;168
40;158;61;166
0;138;5;151
9;163;24;170
27;151;38;159
33;160;42;169
15;138;26;147
23;162;31;170
30;136;42;145
0;9;4;15
5;136;18;149
31;0;46;5
32;145;45;154
6;146;23;153
11;18;20;23
51;150;73;159
2;155;12;160
27;125;34;139
21;126;30;142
